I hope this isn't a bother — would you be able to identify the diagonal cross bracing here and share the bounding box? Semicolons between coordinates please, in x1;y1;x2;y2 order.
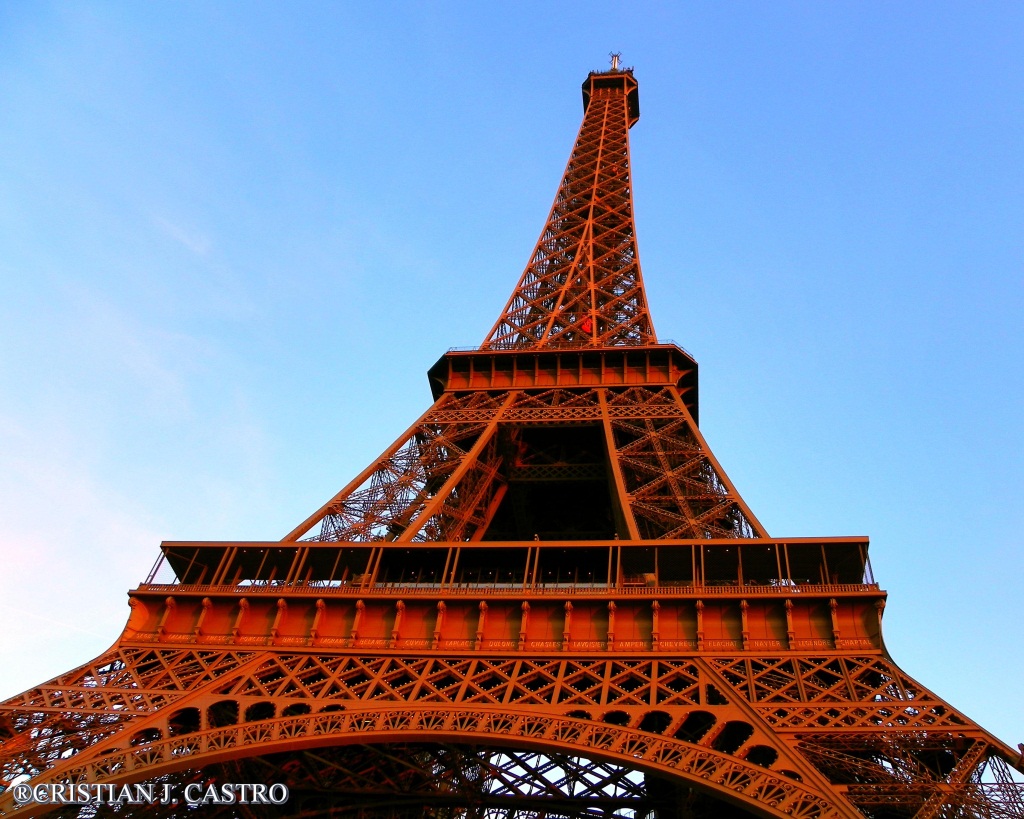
484;73;655;349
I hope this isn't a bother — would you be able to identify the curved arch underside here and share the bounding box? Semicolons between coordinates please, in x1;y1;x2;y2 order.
42;743;778;818
8;707;839;819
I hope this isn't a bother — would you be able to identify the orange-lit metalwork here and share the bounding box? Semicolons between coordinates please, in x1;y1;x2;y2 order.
483;69;654;350
2;61;1022;818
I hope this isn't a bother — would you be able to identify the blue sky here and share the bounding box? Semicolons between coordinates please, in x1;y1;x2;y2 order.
1;2;1021;749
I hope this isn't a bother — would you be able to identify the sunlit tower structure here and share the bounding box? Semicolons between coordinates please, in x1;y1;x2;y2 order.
2;58;1023;819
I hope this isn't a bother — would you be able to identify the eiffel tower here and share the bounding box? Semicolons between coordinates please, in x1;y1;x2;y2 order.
2;59;1022;819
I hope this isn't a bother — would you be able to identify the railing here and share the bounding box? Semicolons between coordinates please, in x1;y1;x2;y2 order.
444;338;693;357
137;580;880;597
148;538;876;590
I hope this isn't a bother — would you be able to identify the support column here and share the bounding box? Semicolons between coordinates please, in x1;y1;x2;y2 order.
599;389;642;540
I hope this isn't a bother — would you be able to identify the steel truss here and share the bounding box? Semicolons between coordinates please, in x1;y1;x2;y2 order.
483;70;654;349
27;744;780;818
288;386;762;544
3;645;1022;817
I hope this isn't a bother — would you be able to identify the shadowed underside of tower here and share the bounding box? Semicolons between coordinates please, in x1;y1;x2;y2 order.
2;62;1022;819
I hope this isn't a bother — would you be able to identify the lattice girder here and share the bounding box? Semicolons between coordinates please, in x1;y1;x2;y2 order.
484;71;655;349
287;382;762;546
0;707;848;818
8;644;1022;817
288;391;514;543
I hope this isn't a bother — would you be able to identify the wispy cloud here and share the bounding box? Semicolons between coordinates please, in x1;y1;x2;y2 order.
152;214;211;257
0;602;107;639
65;284;216;422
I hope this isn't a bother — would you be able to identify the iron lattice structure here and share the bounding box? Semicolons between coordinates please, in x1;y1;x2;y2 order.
483;69;653;349
2;63;1022;819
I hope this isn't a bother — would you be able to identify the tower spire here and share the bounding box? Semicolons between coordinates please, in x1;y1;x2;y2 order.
483;66;655;348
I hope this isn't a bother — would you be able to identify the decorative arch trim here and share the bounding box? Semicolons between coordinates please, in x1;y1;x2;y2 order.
3;707;854;819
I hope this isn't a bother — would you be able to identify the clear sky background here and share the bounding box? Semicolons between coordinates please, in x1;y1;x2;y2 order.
1;2;1021;749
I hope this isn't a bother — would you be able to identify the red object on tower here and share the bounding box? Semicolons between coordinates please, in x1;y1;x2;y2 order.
2;60;1022;818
